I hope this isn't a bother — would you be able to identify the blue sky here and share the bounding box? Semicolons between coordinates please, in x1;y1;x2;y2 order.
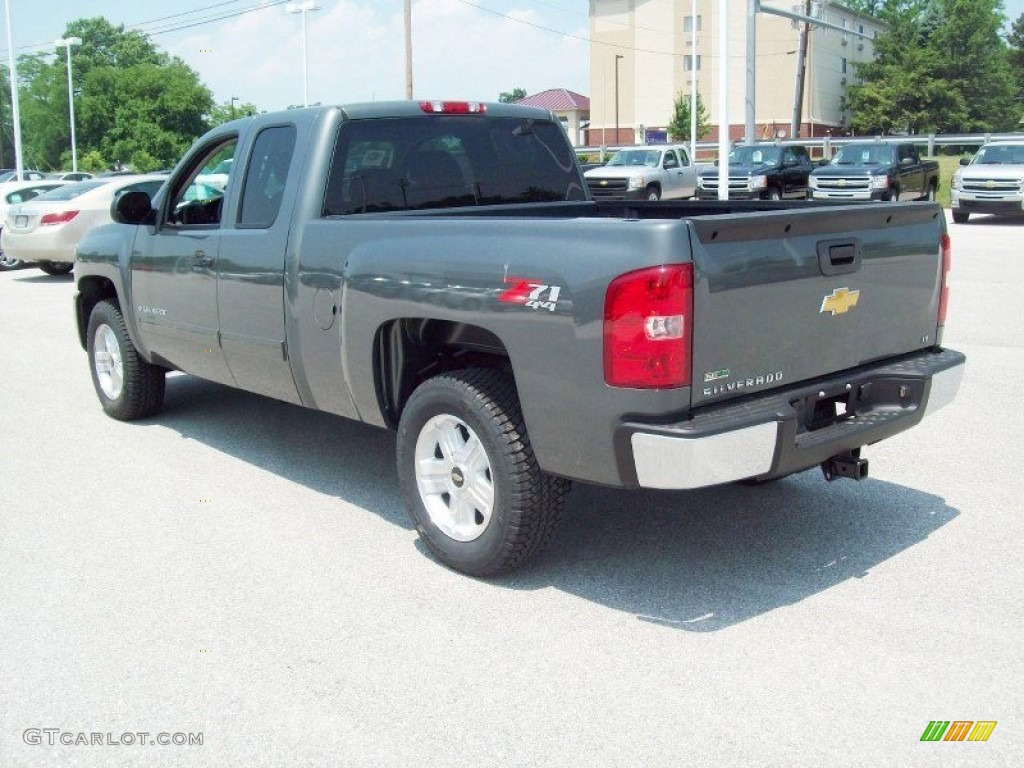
2;1;1023;112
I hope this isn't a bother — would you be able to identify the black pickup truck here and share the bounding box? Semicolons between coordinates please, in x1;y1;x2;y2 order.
72;101;964;576
810;142;940;202
697;144;813;200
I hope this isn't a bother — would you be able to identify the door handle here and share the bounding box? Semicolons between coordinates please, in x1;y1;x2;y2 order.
192;250;214;269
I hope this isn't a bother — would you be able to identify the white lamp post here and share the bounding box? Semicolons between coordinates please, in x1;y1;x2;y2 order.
286;2;320;107
55;36;82;172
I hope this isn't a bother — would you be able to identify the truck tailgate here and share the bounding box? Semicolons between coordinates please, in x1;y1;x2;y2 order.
687;203;945;407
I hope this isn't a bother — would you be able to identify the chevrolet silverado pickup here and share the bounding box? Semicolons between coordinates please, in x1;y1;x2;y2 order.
584;145;698;201
73;101;965;577
951;140;1024;223
810;142;939;202
697;143;813;200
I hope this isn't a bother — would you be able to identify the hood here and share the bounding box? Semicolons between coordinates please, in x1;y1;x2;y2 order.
584;164;653;179
812;164;889;177
957;163;1024;180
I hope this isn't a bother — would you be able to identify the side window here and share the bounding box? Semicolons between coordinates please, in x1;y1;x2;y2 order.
678;148;690;166
238;125;297;228
663;151;679;169
166;137;237;227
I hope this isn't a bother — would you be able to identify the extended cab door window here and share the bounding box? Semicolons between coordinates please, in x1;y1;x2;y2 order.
238;125;296;228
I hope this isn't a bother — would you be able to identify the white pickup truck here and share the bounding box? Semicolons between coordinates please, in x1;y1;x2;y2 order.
584;145;698;201
951;140;1024;224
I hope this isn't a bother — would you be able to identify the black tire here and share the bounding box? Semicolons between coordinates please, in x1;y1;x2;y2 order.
396;368;571;577
645;186;661;201
38;261;73;275
924;183;937;202
87;300;165;420
767;187;782;201
952;210;969;224
0;253;22;270
888;188;900;202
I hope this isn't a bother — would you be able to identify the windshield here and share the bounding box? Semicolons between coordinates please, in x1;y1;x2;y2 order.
972;145;1024;165
606;149;661;168
832;145;896;165
728;146;780;166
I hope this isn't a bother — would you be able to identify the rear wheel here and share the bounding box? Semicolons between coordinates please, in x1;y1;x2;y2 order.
0;253;22;270
952;210;970;224
924;183;937;202
87;300;165;420
38;261;73;276
396;368;570;577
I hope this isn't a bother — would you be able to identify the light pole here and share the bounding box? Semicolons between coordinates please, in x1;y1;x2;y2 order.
286;1;320;107
230;95;239;119
55;36;82;172
614;54;623;145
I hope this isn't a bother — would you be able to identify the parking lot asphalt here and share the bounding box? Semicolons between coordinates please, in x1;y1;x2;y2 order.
1;211;1021;767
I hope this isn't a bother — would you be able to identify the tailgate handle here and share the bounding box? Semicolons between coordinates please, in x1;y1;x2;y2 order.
817;238;861;276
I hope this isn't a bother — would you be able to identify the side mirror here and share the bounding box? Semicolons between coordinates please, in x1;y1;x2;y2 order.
112;191;155;225
818;158;830;166
959;157;971;166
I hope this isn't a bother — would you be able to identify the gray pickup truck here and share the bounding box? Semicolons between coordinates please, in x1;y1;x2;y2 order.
73;101;965;577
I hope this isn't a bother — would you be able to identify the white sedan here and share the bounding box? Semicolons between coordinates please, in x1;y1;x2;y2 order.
1;175;166;275
0;180;68;270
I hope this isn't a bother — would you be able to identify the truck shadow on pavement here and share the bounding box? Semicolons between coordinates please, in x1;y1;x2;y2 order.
160;375;959;633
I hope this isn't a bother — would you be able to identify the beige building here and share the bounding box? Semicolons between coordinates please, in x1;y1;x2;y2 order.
588;0;886;145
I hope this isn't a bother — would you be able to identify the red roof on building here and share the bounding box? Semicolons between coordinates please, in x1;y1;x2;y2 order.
514;88;590;112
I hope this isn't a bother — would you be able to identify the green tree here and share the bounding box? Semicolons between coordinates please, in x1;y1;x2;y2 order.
17;17;213;171
207;99;262;127
1009;13;1024;115
667;92;709;142
498;87;527;103
845;0;1017;134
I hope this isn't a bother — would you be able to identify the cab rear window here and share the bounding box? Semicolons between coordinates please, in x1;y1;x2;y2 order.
323;116;585;215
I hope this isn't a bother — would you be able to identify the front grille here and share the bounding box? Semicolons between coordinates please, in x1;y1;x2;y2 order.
815;175;871;191
586;178;630;200
701;176;751;192
961;178;1021;194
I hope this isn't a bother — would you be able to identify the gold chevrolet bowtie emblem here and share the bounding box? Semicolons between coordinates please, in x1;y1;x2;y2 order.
820;287;860;315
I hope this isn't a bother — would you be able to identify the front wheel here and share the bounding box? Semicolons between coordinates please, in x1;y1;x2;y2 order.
38;261;73;275
645;186;661;201
87;300;165;420
952;210;970;224
396;368;571;577
767;187;782;201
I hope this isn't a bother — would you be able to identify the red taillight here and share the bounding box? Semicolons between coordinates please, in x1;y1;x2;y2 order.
40;210;79;226
604;264;693;389
938;233;951;326
419;100;486;114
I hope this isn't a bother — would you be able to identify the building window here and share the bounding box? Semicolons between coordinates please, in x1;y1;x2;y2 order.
840;57;848;74
684;14;701;34
684;55;701;71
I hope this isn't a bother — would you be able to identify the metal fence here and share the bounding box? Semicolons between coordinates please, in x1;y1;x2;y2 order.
577;132;1024;163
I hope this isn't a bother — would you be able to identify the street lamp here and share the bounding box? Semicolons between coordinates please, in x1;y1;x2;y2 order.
55;36;82;172
230;95;239;119
287;1;320;108
614;54;623;145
